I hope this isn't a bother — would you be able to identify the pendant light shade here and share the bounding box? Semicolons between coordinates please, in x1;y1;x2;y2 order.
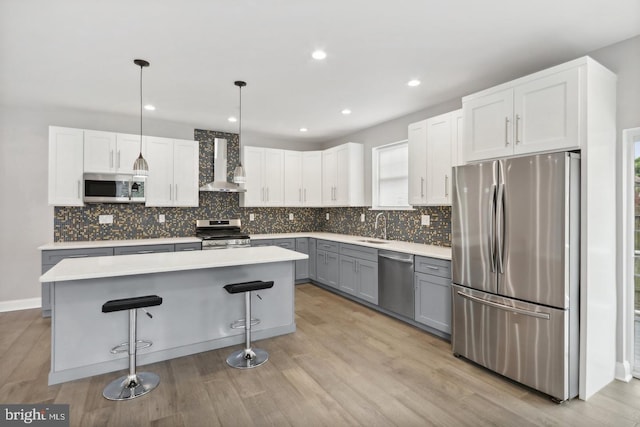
233;80;247;184
133;59;150;178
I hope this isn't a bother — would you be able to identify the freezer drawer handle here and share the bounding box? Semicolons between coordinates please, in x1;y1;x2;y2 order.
457;291;550;320
379;254;413;264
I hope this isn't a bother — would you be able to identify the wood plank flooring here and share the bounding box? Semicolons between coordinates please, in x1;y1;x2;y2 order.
2;283;640;426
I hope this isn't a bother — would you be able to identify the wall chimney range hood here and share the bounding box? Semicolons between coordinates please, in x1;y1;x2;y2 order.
199;138;246;193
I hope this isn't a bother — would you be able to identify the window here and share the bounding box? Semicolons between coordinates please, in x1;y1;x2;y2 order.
372;140;410;209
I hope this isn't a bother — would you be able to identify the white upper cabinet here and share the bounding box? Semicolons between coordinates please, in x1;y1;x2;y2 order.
451;109;464;167
240;147;284;207
322;142;364;206
145;136;199;207
462;58;585;163
48;126;84;206
83;131;143;175
426;112;453;205
408;120;427;205
283;150;302;206
301;151;322;206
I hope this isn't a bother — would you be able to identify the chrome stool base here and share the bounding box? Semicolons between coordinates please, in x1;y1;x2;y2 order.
226;348;269;369
102;372;160;401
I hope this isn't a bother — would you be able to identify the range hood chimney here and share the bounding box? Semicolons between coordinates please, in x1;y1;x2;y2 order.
199;138;246;193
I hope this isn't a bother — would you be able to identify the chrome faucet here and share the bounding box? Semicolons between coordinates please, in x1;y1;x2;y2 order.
374;212;387;240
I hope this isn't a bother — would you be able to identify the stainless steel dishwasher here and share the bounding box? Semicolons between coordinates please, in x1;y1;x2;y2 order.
378;250;415;318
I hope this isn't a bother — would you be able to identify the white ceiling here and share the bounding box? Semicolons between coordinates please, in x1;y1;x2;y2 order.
1;0;639;143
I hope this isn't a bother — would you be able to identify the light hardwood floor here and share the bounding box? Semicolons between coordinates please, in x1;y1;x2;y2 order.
2;283;640;426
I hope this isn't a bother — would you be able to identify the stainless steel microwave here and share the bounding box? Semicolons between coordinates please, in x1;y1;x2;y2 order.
83;173;145;203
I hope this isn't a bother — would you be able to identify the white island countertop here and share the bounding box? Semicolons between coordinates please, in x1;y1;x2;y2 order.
251;232;452;260
40;246;307;283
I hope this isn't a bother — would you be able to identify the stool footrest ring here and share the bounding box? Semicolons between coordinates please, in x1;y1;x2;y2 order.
110;339;153;354
230;318;260;329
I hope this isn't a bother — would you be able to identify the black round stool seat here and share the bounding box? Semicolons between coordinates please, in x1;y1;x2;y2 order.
102;295;163;313
224;280;273;294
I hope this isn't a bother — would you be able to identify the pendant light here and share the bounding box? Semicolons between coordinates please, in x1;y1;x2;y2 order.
233;80;247;184
133;59;150;178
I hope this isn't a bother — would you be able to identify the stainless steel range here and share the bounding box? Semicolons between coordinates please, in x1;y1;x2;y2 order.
195;219;250;250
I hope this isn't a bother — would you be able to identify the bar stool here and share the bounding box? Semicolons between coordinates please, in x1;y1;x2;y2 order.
224;280;274;369
101;295;163;400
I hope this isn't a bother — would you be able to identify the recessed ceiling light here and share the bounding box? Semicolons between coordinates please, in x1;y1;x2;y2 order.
144;104;156;111
341;109;352;115
407;79;421;87
228;116;237;122
299;128;308;132
311;50;327;60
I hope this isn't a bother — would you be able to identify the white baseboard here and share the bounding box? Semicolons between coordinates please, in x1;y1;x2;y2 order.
615;361;632;382
0;297;42;313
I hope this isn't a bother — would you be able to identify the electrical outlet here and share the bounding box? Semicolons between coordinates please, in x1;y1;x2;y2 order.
289;213;294;220
326;213;330;220
99;215;113;225
249;213;255;221
421;215;430;227
360;213;365;222
158;214;165;223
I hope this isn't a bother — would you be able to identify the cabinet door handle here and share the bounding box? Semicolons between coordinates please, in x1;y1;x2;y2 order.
421;177;425;198
266;187;269;202
175;184;178;201
304;188;307;202
261;187;265;202
445;174;449;197
110;150;114;168
169;184;173;201
355;260;359;273
515;114;521;145
505;117;510;146
117;150;121;169
299;188;302;202
77;180;81;198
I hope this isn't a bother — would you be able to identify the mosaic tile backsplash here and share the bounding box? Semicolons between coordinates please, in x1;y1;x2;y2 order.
54;129;451;246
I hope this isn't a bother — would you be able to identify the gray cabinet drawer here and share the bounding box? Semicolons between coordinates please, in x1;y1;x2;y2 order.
295;238;309;254
316;239;339;253
251;239;273;247
175;242;202;252
273;238;296;250
42;247;114;265
415;256;451;278
113;244;174;256
340;243;377;262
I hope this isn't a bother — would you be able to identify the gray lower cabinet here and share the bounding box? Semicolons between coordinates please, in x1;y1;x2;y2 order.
113;244;175;256
272;238;295;250
308;238;317;280
338;243;378;304
414;256;452;334
316;249;339;289
251;239;273;247
295;238;309;281
41;247;115;317
175;242;202;251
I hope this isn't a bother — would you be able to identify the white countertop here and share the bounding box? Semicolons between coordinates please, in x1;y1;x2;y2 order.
40;246;308;282
38;237;202;250
251;232;452;260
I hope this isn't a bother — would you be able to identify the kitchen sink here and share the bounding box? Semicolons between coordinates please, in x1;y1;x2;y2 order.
357;239;389;244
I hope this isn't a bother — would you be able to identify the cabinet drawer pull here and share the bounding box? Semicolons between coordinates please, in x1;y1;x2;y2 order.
136;250;154;254
67;254;89;258
424;265;439;270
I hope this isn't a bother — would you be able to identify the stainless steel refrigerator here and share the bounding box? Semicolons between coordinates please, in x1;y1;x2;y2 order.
451;151;580;402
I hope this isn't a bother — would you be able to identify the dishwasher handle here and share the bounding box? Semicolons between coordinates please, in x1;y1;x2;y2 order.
378;253;414;264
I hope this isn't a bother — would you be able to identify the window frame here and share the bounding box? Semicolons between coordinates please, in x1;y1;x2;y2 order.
371;139;413;211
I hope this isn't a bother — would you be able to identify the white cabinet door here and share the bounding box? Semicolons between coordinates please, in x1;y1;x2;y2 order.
301;151;322;206
322;149;337;205
115;133;142;175
172;139;199;207
451;109;464;167
145;136;174;207
408;120;427;205
426;113;452;205
242;146;266;207
48;127;84;206
283;150;302;206
83;130;116;174
463;88;514;162
334;145;350;205
264;149;284;206
513;67;580;154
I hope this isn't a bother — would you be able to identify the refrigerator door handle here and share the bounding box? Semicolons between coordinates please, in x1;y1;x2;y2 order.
496;176;505;274
456;291;551;320
489;183;497;272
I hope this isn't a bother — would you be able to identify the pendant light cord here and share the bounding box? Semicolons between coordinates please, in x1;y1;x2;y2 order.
238;83;242;166
139;64;143;154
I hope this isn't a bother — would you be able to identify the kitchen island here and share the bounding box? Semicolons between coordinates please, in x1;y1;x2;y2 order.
39;246;307;385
